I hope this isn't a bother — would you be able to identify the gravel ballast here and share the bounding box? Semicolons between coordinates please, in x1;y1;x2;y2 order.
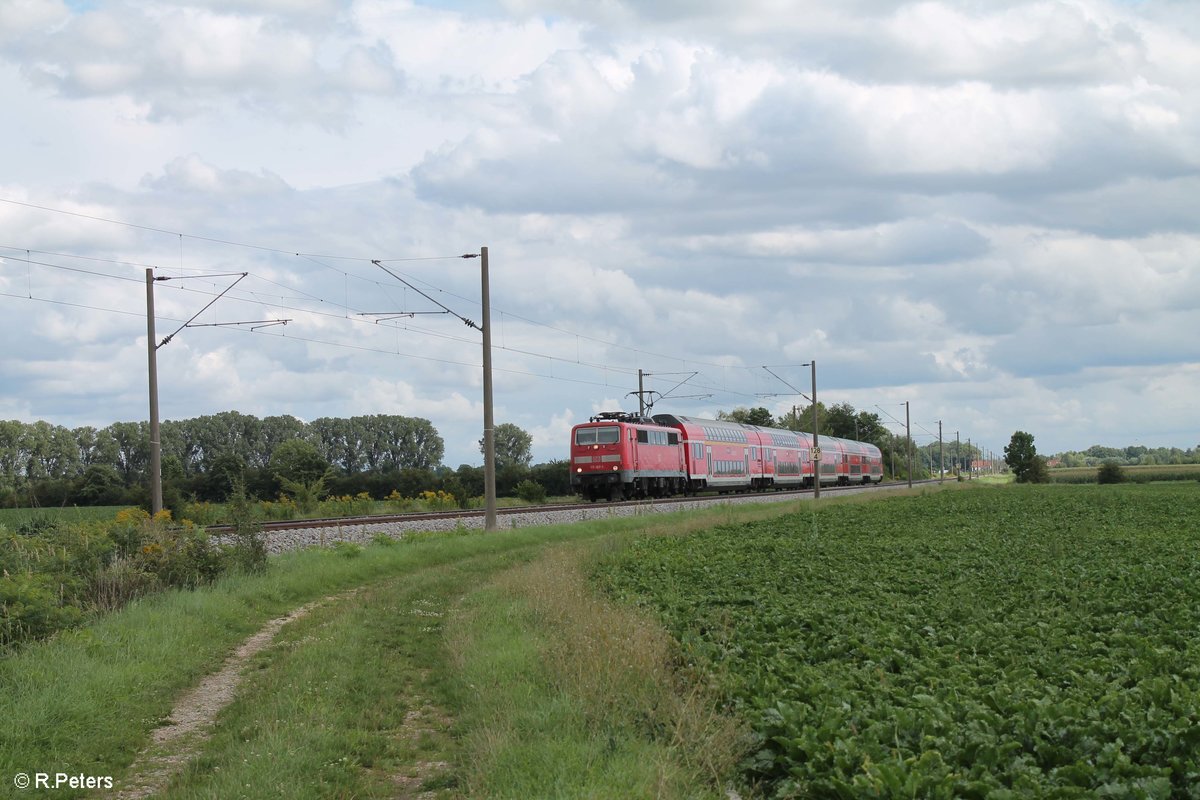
225;483;909;555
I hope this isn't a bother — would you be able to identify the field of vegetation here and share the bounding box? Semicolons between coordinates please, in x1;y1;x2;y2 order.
6;483;1198;798
596;484;1200;797
1049;462;1200;484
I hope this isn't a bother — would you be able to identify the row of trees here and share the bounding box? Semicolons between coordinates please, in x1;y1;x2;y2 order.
1049;444;1200;467
0;410;565;510
0;412;445;490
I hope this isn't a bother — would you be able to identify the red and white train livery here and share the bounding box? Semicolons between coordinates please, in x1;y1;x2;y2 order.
570;411;883;502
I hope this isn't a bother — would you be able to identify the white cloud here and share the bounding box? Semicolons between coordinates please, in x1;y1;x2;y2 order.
1;0;1199;466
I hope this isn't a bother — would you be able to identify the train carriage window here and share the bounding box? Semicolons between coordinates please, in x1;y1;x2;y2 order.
637;430;649;444
668;432;679;445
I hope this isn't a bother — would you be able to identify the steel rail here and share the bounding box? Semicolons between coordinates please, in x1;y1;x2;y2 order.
204;479;942;535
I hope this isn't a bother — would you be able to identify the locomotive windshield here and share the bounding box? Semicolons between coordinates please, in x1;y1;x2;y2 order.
575;426;620;445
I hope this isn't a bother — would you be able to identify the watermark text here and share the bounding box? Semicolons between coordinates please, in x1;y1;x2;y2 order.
13;772;114;791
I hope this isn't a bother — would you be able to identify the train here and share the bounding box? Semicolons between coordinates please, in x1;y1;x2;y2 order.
570;411;884;502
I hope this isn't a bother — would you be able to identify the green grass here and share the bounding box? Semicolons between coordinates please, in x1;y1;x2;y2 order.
596;483;1200;798
447;543;745;798
163;558;504;799
0;497;810;799
0;506;130;529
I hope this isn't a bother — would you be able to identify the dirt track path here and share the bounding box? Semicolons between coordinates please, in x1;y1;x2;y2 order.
113;598;332;800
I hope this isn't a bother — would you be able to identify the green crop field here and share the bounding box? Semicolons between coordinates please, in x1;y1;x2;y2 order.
1050;463;1200;484
0;506;130;529
596;484;1200;798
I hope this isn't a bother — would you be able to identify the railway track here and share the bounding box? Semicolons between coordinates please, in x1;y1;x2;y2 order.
207;478;945;537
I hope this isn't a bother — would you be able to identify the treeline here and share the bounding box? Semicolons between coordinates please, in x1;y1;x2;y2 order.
0;412;442;483
1051;444;1200;468
0;412;569;510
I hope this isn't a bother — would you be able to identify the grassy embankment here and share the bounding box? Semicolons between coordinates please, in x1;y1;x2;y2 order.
1;494;823;799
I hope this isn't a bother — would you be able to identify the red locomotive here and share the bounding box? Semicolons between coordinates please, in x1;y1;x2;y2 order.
569;411;883;501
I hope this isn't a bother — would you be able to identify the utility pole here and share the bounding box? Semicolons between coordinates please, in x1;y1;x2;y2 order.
810;360;819;500
967;437;972;480
905;400;912;489
956;431;961;477
938;420;944;484
146;269;162;515
638;369;646;415
760;363;818;492
481;246;497;532
144;269;254;517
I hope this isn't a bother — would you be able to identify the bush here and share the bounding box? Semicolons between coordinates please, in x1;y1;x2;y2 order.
87;556;160;613
1;574;84;647
134;523;225;589
529;460;571;496
418;490;457;511
74;464;125;505
278;474;328;515
331;541;362;558
1;501;268;650
515;479;547;504
260;495;299;520
1022;456;1050;484
1097;460;1125;484
321;492;374;518
179;499;223;527
224;482;267;575
385;490;415;512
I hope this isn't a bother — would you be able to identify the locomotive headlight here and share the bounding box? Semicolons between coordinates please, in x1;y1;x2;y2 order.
576;467;583;473
612;465;619;471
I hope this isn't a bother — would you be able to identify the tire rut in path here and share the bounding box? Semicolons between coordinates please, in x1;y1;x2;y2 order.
113;594;348;800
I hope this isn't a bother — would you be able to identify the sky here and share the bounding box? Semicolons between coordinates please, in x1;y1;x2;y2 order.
1;0;1198;468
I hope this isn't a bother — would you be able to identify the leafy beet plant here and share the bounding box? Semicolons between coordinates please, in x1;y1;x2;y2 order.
595;484;1200;798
